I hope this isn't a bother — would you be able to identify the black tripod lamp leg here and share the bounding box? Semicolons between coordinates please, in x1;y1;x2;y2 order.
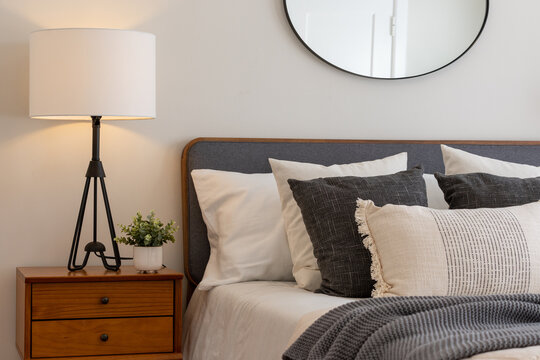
76;251;91;271
68;177;92;271
98;251;118;271
99;177;121;270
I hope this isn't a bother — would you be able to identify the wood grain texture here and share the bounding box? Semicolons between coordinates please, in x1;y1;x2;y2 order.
28;354;182;360
180;137;540;294
18;266;183;283
32;317;173;358
182;137;540;147
32;280;173;320
16;269;31;360
173;279;182;353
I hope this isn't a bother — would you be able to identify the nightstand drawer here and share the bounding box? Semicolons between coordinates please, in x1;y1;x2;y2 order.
32;317;173;358
32;280;174;319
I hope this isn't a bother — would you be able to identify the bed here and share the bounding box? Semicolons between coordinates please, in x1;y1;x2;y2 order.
181;138;540;360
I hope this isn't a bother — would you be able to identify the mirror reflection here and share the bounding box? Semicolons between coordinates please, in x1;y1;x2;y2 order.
285;0;488;79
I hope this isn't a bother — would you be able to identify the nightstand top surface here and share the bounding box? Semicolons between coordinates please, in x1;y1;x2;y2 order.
16;266;183;283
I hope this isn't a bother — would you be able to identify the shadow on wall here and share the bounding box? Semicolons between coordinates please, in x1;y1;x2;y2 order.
0;41;37;143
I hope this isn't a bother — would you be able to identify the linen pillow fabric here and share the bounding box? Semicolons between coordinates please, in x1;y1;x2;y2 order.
441;144;540;177
435;172;540;209
269;153;408;291
288;167;427;297
191;169;293;290
356;199;540;297
423;174;448;209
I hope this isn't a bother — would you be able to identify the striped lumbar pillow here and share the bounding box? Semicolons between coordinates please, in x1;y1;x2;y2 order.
355;199;540;298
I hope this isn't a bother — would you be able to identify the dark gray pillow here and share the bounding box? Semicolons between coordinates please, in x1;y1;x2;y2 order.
435;172;540;209
288;167;427;298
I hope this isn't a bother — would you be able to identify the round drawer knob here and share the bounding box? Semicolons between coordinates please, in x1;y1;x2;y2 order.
100;334;109;342
101;297;109;304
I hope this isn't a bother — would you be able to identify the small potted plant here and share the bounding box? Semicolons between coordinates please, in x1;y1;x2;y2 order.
115;211;178;273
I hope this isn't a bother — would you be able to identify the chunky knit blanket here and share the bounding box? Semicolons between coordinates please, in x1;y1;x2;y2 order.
283;294;540;360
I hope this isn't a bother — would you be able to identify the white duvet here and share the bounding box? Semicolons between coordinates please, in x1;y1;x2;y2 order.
183;281;540;360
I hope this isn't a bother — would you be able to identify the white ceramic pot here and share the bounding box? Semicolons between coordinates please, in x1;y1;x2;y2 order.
133;246;163;272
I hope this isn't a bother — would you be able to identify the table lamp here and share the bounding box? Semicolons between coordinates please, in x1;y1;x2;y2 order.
29;28;156;271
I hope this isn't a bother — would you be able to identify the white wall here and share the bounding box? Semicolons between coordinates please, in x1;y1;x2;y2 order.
0;0;539;358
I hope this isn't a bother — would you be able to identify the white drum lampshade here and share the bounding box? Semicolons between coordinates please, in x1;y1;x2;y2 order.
29;28;155;120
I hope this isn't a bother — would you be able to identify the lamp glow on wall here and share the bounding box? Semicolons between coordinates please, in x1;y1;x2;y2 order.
29;28;156;271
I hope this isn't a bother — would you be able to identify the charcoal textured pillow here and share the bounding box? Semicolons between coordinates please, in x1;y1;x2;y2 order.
288;167;427;298
435;172;540;209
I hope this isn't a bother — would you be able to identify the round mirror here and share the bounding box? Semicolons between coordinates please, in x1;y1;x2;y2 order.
284;0;489;79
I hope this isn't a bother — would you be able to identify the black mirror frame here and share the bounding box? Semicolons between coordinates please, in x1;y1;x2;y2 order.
284;0;490;80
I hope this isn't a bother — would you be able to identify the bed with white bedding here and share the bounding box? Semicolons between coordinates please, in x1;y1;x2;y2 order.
183;281;354;360
181;138;540;360
184;282;540;360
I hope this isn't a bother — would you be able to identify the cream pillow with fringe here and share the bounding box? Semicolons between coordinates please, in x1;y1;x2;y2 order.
355;199;540;297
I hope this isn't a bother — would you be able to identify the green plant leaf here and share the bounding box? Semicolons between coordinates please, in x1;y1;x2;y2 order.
115;210;179;247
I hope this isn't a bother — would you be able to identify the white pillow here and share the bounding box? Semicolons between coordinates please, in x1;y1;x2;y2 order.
423;174;448;209
442;144;540;177
191;169;294;290
269;153;408;291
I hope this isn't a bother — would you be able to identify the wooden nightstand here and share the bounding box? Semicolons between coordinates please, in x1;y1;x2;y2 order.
16;266;183;360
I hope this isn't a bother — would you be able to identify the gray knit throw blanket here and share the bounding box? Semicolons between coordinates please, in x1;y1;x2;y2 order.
283;294;540;360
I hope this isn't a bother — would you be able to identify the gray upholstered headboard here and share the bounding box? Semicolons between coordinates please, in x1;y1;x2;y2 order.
181;138;540;289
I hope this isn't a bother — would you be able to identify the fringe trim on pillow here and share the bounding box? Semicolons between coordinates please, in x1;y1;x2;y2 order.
355;199;391;298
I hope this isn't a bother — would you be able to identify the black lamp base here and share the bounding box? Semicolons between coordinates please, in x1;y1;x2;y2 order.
67;116;122;272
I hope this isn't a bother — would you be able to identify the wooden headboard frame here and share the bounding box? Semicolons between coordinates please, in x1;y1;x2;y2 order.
181;137;540;296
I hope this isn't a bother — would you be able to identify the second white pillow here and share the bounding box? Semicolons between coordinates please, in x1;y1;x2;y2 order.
441;144;540;177
424;174;448;209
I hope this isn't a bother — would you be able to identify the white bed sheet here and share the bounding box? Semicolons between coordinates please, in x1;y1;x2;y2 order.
183;281;540;360
182;281;354;360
